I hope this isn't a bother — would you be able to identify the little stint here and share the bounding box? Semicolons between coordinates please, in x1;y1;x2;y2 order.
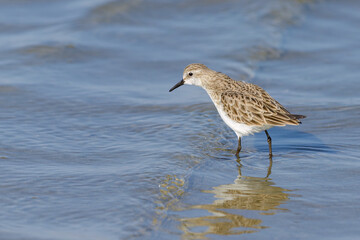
169;63;306;157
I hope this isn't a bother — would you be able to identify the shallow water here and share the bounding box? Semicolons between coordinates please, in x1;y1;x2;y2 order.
1;0;360;239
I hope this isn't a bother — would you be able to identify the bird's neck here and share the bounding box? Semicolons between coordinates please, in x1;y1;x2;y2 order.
202;73;237;93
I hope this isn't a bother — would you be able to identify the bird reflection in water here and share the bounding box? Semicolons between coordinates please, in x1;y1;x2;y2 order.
155;158;290;239
179;159;289;239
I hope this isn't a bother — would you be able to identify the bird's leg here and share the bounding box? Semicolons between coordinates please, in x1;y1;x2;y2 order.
265;157;273;179
235;137;242;157
265;130;272;157
237;160;242;177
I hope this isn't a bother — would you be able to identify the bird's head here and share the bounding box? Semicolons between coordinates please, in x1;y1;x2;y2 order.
169;63;213;92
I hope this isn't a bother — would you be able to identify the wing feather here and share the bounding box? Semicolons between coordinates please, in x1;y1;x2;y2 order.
220;90;300;126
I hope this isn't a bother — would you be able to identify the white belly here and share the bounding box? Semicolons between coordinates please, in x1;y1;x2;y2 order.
217;106;272;137
208;95;273;138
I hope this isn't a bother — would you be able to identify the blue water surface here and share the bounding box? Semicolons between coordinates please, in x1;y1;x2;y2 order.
0;0;360;239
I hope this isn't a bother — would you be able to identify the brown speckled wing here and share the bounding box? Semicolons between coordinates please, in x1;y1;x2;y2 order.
220;90;300;126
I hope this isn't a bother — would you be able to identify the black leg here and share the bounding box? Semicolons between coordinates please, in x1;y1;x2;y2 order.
235;137;242;157
265;130;272;157
237;160;242;176
265;157;273;179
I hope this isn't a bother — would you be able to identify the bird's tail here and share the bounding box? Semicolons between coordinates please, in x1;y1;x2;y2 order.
292;114;306;119
289;114;306;124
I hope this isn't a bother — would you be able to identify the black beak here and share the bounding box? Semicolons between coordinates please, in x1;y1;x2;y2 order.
169;79;184;92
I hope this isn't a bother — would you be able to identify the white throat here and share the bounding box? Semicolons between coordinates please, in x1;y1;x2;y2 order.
184;77;202;87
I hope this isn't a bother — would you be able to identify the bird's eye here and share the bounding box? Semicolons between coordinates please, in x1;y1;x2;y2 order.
189;72;193;76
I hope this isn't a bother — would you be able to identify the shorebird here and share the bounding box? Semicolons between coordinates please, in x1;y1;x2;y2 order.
169;63;305;157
